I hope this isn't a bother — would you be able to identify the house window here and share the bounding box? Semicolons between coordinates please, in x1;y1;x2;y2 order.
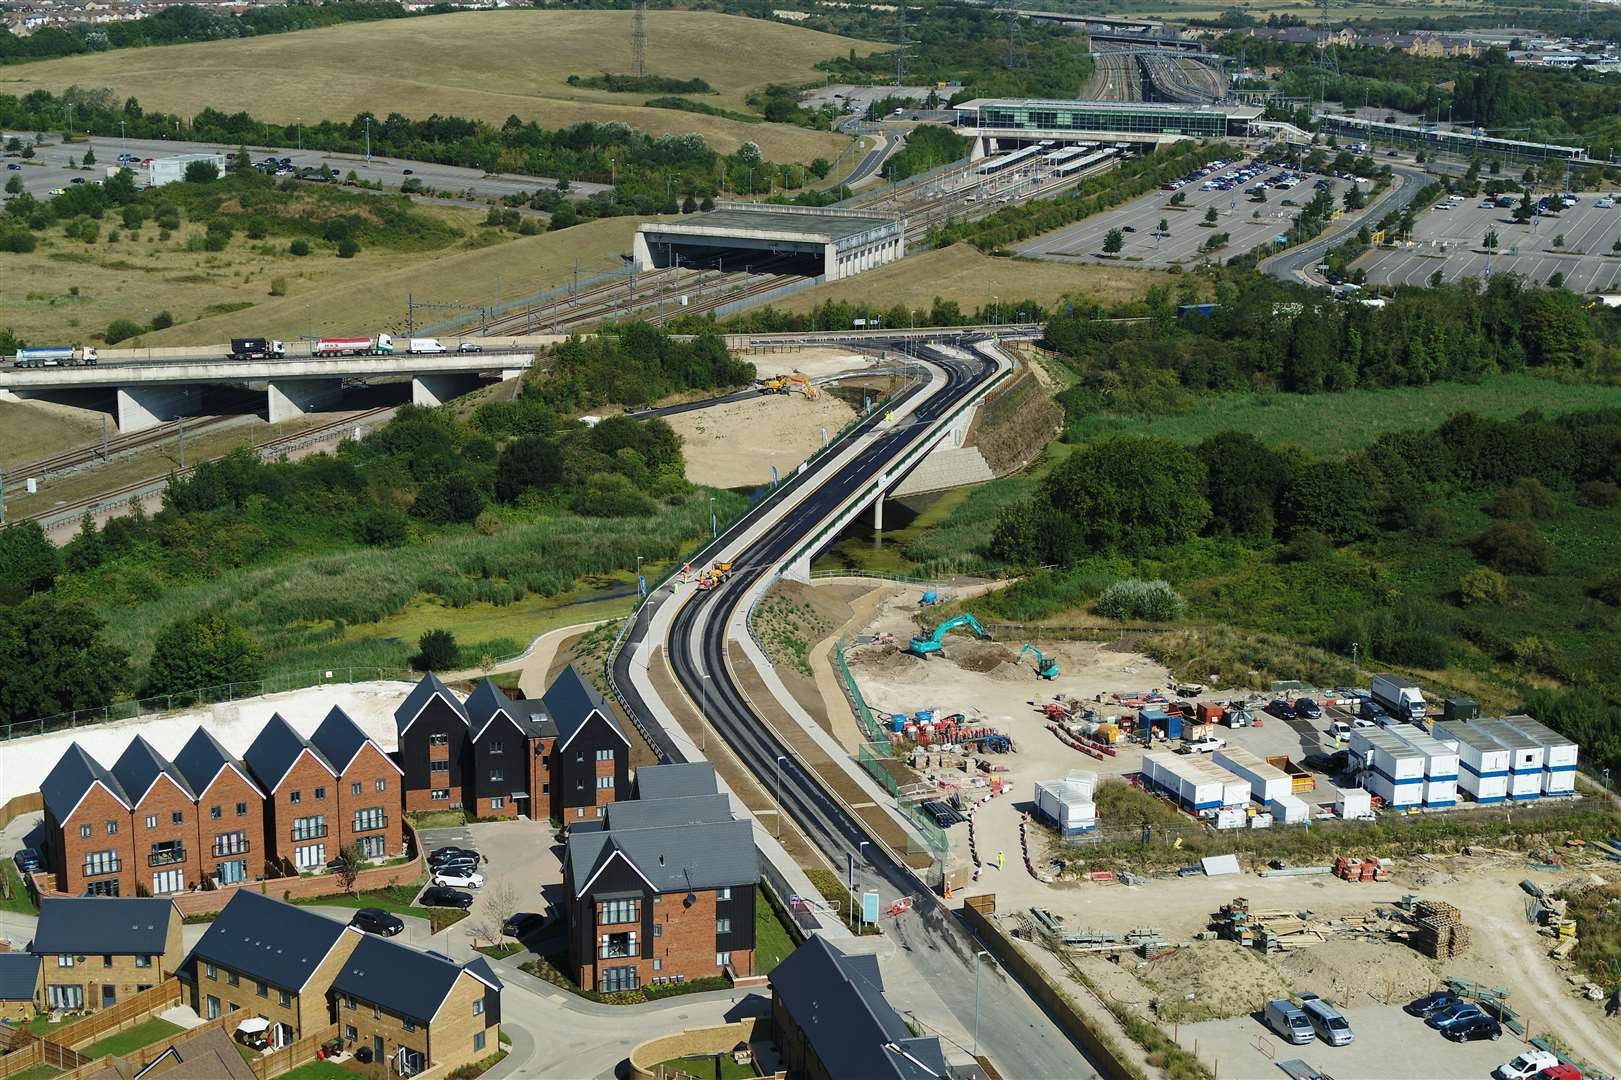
489;740;503;756
403;1018;416;1033
207;996;221;1020
314;787;325;802
279;990;291;1007
145;815;157;829
106;820;119;834
653;924;662;939
598;899;638;925
430;733;449;747
291;815;326;841
353;807;386;833
542;784;549;794
103;955;113;968
717;951;732;967
360;835;385;859
150;839;185;866
599;931;637;959
172;811;184;825
345;1025;356;1041
474;1031;486;1053
205;963;217;980
85;880;119;896
351;782;362;796
214;831;248;857
716;918;731;935
289;791;301;805
80;824;92;839
227;972;240;988
135;955;152;969
595;807;604;818
596;749;614;762
431;789;450;802
217;860;247;884
596;776;613;789
375;779;387;792
236;802;248;817
473;999;483;1016
295;843;326;870
431;761;449;774
57;955;74;968
345;996;356;1011
256;981;267;998
83;849;120;877
489;770;503;784
210;806;222;820
600;966;638;993
717;888;731;901
653;958;662;971
490;798;504;811
47;985;83;1010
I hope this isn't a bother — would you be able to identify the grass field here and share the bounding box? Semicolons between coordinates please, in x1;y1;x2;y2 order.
1067;374;1621;457
0;11;861;161
276;1062;352;1080
78;1018;184;1060
768;245;1182;316
753;897;799;974
654;1055;755;1080
0;860;38;914
0;400;100;470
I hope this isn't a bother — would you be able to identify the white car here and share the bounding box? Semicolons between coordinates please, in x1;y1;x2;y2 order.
1494;1051;1558;1079
431;870;484;889
1351;717;1376;729
1182;735;1226;754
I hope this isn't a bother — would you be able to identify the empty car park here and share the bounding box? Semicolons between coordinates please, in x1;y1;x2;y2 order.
1357;191;1621;292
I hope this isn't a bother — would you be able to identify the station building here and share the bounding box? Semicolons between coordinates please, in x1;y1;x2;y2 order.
633;202;903;282
952;98;1260;158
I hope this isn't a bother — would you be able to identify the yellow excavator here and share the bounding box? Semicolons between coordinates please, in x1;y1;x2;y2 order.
758;374;819;400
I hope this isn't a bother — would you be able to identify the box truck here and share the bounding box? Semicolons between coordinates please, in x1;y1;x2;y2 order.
1370;674;1427;722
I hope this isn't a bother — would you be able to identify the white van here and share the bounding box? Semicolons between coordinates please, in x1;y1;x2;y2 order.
1264;1000;1314;1044
408;338;448;354
1300;994;1354;1046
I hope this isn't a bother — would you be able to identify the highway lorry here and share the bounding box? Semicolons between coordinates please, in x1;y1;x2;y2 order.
1369;674;1427;723
313;334;395;357
13;345;97;367
230;338;287;360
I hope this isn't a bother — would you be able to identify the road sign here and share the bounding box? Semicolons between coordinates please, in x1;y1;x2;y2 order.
862;891;880;924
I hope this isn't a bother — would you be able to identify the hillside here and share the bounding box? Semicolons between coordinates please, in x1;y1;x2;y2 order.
0;10;865;160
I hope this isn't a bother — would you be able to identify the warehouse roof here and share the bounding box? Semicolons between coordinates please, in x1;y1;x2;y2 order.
332;934;500;1026
647;204;899;243
0;953;40;1001
243;713;335;792
32;897;179;956
41;743;129;823
634;762;718;801
395;671;467;736
173;727;264;799
111;735;196;805
544;665;627;751
187;891;354;992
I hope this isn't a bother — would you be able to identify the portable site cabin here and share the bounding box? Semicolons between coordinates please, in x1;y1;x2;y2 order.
1431;720;1510;803
1188;756;1250;808
1268;793;1309;825
1140;753;1222;812
1335;788;1373;819
1389;727;1461;808
1213;747;1291;804
1034;773;1098;835
1500;715;1578;796
1473;718;1543;800
1351;728;1424;808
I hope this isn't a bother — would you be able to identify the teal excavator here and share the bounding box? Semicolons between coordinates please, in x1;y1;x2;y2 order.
1018;644;1060;680
908;613;991;658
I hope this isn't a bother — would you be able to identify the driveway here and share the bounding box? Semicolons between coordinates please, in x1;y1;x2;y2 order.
416;818;563;942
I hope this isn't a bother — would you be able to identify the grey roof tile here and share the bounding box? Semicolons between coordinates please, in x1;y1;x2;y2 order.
634;762;719;801
543;665;625;749
0;953;40;1001
31;897;178;956
185;891;352;992
394;672;466;737
331;934;470;1025
570;818;755;896
41;744;129;823
602;794;732;832
466;678;525;742
310;706;374;773
172;728;263;799
243;713;334;793
111;735;195;805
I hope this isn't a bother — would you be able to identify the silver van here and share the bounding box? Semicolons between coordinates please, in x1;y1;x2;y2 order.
1299;994;1354;1046
1264;999;1313;1044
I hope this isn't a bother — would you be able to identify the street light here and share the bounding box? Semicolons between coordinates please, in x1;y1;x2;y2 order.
774;755;787;838
709;495;717;540
973;950;991;1059
700;669;711;752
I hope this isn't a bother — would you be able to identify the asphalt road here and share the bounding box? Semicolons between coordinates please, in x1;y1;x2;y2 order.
0;130;610;202
1263;163;1430;283
845;130;904;186
614;338;1097;1079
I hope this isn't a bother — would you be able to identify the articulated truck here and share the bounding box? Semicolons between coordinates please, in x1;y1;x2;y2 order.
229;338;287;360
13;346;97;367
313;334;395;357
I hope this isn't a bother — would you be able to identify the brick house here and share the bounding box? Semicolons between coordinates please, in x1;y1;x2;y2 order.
530;665;631;824
171;727;267;888
310;706;405;861
183;891;500;1072
242;713;341;874
563;763;756;993
0;953;42;1022
31;897;183;1013
770;935;951;1080
393;671;470;814
110;736;200;898
40;744;135;897
464;678;530;820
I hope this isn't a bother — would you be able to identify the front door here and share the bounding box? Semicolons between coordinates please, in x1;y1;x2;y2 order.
373;1035;384;1062
101;984;116;1009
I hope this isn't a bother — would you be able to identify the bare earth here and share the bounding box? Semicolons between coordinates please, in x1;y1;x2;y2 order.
665;388;856;488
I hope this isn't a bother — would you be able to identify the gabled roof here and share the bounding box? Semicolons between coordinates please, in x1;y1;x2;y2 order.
41;743;130;823
602;793;732;833
770;935;948;1080
0;953;41;1001
331;935;501;1026
185;891;353;993
111;735;196;807
569;817;756;897
634;762;719;801
127;1025;258;1080
243;713;335;792
172;727;264;800
311;706;399;776
466;678;526;743
543;665;628;751
31;897;179;956
394;671;467;737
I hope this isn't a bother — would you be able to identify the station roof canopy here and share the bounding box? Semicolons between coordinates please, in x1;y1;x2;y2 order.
954;98;1262;120
643;202;900;244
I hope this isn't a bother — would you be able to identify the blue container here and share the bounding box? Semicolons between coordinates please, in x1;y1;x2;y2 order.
1165;714;1182;740
891;714;908;733
915;709;935;724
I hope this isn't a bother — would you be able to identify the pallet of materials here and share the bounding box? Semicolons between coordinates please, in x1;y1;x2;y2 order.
1413;899;1471;959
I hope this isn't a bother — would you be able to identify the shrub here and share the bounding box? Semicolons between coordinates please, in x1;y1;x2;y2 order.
105;319;143;345
183;160;219;183
336;237;360;258
269;276;287;297
1576;480;1621;507
289;238;311;256
1589;571;1621;607
412;478;485;524
0;230;37;253
473;511;500;536
1472;520;1552;574
1487;478;1555;519
1512;635;1555;673
571;472;656;517
1458;565;1511;606
1094;579;1185;622
144;612;265;697
413;629;458;672
353;506;409;547
150;311;173;331
1386;629;1451;669
1277;530;1332;563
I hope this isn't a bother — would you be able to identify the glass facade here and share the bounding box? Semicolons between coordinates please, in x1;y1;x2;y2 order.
964;101;1231;139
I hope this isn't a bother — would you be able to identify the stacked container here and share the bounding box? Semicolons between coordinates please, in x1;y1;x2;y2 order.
1034;771;1099;835
1500;715;1578;796
1349;728;1424;808
1140;752;1222;812
1389;726;1461;808
1432;720;1510;804
1212;747;1291;804
1268;793;1309;824
1474;717;1543;800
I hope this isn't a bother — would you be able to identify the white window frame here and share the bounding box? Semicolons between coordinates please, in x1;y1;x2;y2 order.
294;843;326;870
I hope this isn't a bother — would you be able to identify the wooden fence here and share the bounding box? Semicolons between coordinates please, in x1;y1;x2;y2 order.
0;1032;91;1079
0;793;41;832
249;1022;339;1080
53;978;182;1049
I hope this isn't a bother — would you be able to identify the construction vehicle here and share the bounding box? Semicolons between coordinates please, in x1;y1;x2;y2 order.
908;613;991;658
758;374;819;399
711;560;733;581
1017;644;1059;680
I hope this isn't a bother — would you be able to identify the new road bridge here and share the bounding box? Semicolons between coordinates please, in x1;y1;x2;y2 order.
608;330;1099;1079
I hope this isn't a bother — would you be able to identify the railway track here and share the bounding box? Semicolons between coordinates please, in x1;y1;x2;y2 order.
1084;50;1142;102
1141;53;1224;103
11;414;243;483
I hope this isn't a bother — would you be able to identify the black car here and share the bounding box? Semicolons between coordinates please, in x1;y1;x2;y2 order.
350;907;404;936
1265;699;1297;721
1404;990;1461;1018
1442;1015;1502;1042
420;885;474;910
1294;697;1323;720
502;912;544;938
428;846;483;866
13;848;42;873
402;168;414;175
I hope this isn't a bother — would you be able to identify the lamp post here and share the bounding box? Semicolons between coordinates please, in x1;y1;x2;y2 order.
973;950;991;1059
774;755;787;838
700;669;711;752
709;495;717;540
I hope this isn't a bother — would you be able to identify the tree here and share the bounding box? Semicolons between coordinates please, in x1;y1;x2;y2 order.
182;160;219;183
1552;233;1565;249
1472;520;1551;574
413;629;458;671
0;522;61;597
336;237;360;258
1158;218;1169;235
1343;185;1363;211
1279;461;1374;542
471;882;520;946
105;319;143;345
354;506;410;547
289;239;311;256
81;148;95;167
1102;228;1123;254
4;175;20;195
0;596;131;723
412;477;485;523
144;612;265;697
1483;228;1498;250
495;436;563;503
333;842;366;892
1196;431;1289;540
1203;207;1218;225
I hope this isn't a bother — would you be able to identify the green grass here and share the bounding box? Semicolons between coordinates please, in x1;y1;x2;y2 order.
276;1063;354;1080
0;860;38;915
475;942;523;960
406;810;470;829
4;1065;61;1080
753;893;799;974
78;1018;183;1060
289;878;466;932
654;1054;756;1080
1066;374;1621;458
24;1015;74;1038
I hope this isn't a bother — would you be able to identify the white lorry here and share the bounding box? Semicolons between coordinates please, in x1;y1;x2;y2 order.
1369;674;1427;723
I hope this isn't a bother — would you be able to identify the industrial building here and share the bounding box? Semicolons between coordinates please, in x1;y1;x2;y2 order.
1033;772;1097;836
1499;715;1578;796
1349;728;1425;809
953;99;1260;158
146;153;228;187
1390;726;1461;808
1472;717;1545;800
1433;720;1511;804
632;203;903;282
1315;114;1589;164
1212;747;1290;804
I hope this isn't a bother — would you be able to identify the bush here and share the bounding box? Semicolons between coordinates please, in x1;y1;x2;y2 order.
183;160;220;183
1458;565;1511;606
150;310;173;331
336;237;360;258
1472;520;1552;574
144;612;265;697
1094;579;1186;622
289;238;311;256
1589;571;1621;607
1386;629;1451;669
1487;478;1555;519
1576;480;1621;507
412;478;485;524
105;319;143;345
1277;530;1332;563
413;629;458;672
572;472;656;517
353;506;409;547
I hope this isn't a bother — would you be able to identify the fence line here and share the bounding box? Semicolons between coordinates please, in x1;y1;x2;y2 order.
53;979;182;1050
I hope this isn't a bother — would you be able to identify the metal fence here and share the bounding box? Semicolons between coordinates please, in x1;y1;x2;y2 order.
834;636;890;748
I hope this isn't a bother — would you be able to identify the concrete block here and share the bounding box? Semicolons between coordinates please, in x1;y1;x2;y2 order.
411;373;481;408
115;384;199;432
267;378;344;423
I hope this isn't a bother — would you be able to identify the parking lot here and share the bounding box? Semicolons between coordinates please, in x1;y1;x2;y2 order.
1015;157;1361;268
416;818;561;936
1181;1002;1536;1080
1357;190;1621;292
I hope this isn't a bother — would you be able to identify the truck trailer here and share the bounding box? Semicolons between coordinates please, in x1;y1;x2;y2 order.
1369;673;1427;723
14;346;97;367
229;338;287;360
313;334;394;357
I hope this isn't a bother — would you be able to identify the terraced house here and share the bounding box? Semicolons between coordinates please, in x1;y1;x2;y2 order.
309;705;404;861
564;762;757;993
110;736;201;897
41;744;137;898
171;727;267;888
183;891;500;1074
31;897;183;1013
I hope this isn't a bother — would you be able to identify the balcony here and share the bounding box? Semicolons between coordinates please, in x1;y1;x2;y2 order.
290;826;328;842
213;838;250;857
149;847;186;867
351;815;387;834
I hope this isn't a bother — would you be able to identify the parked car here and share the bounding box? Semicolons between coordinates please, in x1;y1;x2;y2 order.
420;885;474;910
5;163;20;170
428;846;483;867
1533;1065;1584;1080
13;848;43;873
1299;994;1353;1046
1444;1015;1503;1042
502;913;544;938
350;908;404;937
1294;698;1322;719
456;343;483;354
1265;699;1297;721
1404;990;1461;1017
1427;1002;1488;1030
1264;999;1314;1044
1496;1052;1560;1080
432;869;485;889
1182;735;1226;754
402;168;414;175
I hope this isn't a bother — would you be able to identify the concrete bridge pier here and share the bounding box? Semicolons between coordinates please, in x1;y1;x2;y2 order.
872;490;884;532
412;373;483;408
116;384;200;432
267;378;345;423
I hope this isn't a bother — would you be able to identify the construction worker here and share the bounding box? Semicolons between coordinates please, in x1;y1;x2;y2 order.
996;850;1005;871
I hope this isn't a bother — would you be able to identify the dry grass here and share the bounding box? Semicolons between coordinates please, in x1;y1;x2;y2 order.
768;244;1180;315
0;10;862;160
1;399;102;468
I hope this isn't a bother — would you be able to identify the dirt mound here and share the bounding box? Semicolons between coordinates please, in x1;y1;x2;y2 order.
1138;940;1295;1023
952;640;1020;674
1278;937;1442;1008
